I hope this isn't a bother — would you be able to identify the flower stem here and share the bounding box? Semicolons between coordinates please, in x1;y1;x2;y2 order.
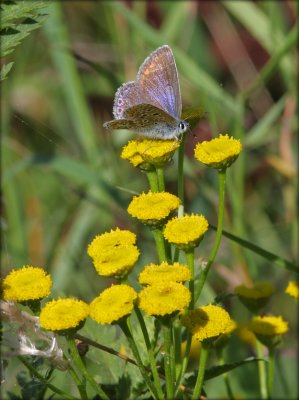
256;340;268;399
175;333;192;396
67;336;109;400
267;347;275;399
195;169;226;302
162;322;174;400
156;166;165;191
134;307;164;400
218;352;235;400
185;250;195;309
119;318;159;399
192;341;210;400
152;228;168;262
146;169;159;192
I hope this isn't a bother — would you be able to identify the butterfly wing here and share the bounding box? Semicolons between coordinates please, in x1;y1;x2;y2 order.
103;119;136;130
112;46;181;120
136;45;182;119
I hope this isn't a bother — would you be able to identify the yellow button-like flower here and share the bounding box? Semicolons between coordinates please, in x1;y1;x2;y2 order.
121;139;180;168
248;315;288;348
89;284;137;324
87;228;136;258
164;214;208;250
182;304;235;342
87;229;139;278
128;191;180;226
3;266;52;302
285;281;299;299
249;316;288;336
92;245;140;278
139;262;191;286
40;298;89;332
194;134;242;169
234;282;274;312
138;282;191;317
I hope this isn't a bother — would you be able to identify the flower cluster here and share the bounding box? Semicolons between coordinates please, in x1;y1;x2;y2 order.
87;228;140;278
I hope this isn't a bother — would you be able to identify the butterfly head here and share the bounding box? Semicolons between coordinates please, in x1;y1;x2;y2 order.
177;120;189;135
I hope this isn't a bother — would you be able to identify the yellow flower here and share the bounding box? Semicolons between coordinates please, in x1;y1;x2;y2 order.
138;262;191;286
164;214;208;250
194;134;242;169
89;284;137;324
285;281;299;299
138;282;190;317
234;282;274;312
87;229;139;278
2;266;52;302
87;228;136;258
121;139;180;168
128;191;180;226
91;245;140;278
249;316;288;336
40;298;89;332
182;304;235;342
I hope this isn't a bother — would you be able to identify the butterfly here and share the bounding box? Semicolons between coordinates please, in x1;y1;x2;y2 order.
103;45;189;140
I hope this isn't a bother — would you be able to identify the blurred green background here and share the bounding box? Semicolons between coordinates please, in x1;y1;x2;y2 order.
1;1;298;398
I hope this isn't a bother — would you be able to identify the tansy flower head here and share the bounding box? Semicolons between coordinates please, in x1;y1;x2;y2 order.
285;281;299;299
3;266;52;302
138;282;190;317
89;284;137;324
164;214;208;250
121;139;180;168
234;282;274;312
194;134;242;170
87;229;139;278
128;191;180;227
248;315;288;348
182;304;235;342
91;246;140;278
87;228;136;258
40;298;89;333
139;262;191;286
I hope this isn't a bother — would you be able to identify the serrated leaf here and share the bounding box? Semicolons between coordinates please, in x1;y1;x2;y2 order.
0;61;14;81
0;1;48;59
204;357;263;381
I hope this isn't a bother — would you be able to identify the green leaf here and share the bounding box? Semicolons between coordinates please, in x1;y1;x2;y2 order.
0;1;48;81
0;62;14;81
204;357;263;381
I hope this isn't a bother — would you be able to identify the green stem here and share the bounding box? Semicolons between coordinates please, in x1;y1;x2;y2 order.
175;333;192;396
162;322;174;400
192;341;209;400
173;318;182;380
256;340;268;399
146;170;159;192
134;307;164;400
185;250;195;309
267;348;275;399
218;351;235;400
178;133;187;204
67;336;109;400
152;228;168;262
120;319;159;399
19;356;78;400
156;166;165;191
195;169;226;302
